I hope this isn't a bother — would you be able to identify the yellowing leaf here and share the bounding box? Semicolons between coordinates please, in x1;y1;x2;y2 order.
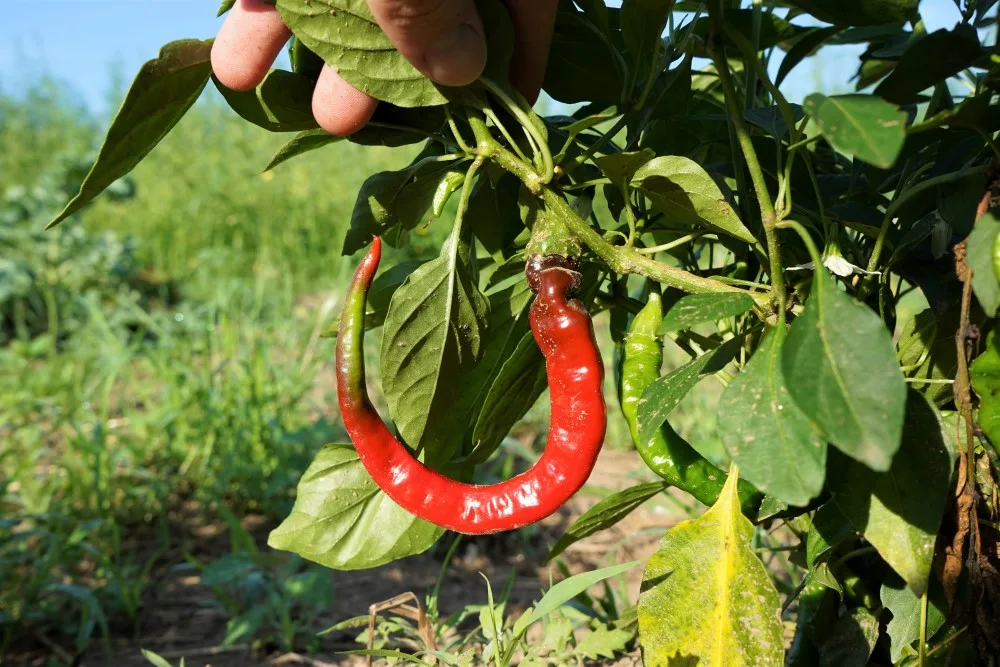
637;465;783;666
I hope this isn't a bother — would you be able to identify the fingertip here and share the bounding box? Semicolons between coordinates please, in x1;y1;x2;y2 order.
212;0;291;91
506;0;558;104
313;66;379;136
369;0;486;87
424;23;487;87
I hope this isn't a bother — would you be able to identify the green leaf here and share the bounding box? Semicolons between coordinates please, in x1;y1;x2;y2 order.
895;308;961;406
782;0;917;26
781;265;906;471
141;650;176;667
690;12;808;55
806;502;855;567
544;3;623;106
786;580;839;667
344;146;465;255
546;482;669;562
817;608;880;667
452;266;537;460
637;337;742;446
264;129;341;172
632;156;757;244
338;649;432;666
573;625;633;661
803;93;907;169
620;0;675;95
466;331;547;465
881;572;947;662
776;26;844;87
273;0;512;107
48;39;214;228
273;0;444;107
967;211;1000;317
265;105;447;171
719;327;827;507
199;554;255;587
268;445;444;570
658;292;756;334
595;149;655;195
217;0;237;17
743;104;805;139
637;468;784;666
214;69;318;132
971;326;1000;451
467;173;524;263
875;25;986;105
826;389;952;594
527;561;642;626
381;235;489;459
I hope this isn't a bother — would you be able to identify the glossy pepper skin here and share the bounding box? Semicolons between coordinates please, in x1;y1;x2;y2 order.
336;238;607;534
620;291;763;516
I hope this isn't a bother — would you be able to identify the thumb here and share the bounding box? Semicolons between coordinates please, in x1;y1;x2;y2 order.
367;0;487;87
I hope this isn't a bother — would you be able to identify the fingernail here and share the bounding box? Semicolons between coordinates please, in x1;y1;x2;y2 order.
425;24;486;86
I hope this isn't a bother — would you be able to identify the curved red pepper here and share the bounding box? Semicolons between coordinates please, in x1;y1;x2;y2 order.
336;237;607;534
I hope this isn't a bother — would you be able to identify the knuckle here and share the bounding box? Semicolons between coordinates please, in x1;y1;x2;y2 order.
377;0;453;25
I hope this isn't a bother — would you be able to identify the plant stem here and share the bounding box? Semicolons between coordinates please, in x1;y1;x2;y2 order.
637;232;707;254
566;114;630;172
707;23;786;312
479;77;553;183
858;162;990;299
918;589;929;666
445;107;472;153
482;107;529;164
482;139;769;306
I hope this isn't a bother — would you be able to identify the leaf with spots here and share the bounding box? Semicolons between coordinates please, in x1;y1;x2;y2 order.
637;466;784;667
803;93;907;169
268;444;444;570
380;233;489;463
781;264;906;471
719;327;827;507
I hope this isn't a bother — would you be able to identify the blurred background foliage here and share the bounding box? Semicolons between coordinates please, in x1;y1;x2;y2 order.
0;78;667;658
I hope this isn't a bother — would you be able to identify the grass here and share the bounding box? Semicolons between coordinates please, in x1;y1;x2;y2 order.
0;79;722;663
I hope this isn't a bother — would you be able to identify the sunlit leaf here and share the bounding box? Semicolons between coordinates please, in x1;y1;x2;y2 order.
719;327;827;506
381;235;489;460
659;292;755;334
546;482;669;562
637;467;784;666
49;39;214;228
782;266;906;471
268;445;444;569
632;156;757;244
804;93;907;169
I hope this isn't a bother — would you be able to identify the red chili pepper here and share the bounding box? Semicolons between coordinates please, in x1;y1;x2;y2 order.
336;238;607;534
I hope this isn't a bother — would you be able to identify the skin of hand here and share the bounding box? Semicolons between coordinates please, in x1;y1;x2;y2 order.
211;0;558;136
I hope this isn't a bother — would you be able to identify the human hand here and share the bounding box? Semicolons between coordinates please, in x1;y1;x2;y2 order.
211;0;558;136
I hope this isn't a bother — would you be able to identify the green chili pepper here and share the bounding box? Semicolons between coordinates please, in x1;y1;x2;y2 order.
620;291;764;516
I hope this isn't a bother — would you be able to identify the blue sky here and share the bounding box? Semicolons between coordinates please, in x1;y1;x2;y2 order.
1;0;967;116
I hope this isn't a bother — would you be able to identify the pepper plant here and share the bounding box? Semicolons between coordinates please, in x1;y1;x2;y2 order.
50;0;1000;663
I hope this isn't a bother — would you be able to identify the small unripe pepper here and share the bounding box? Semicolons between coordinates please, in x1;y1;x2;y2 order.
620;291;763;516
336;238;607;534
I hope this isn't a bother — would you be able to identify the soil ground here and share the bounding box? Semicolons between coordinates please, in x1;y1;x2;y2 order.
8;449;689;667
